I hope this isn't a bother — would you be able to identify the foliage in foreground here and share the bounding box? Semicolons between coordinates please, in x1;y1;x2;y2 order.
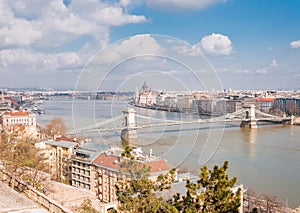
116;146;241;213
116;146;177;213
75;199;98;213
170;161;241;213
0;132;46;191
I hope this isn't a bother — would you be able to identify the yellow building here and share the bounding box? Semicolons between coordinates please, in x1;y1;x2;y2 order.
45;140;78;183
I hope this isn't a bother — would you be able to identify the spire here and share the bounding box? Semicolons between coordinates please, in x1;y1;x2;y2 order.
142;81;149;92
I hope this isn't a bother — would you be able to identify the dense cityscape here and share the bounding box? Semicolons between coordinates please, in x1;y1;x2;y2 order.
1;0;300;212
0;84;300;211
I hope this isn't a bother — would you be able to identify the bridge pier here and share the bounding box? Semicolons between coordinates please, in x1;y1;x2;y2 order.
240;105;258;129
290;115;295;125
121;108;137;142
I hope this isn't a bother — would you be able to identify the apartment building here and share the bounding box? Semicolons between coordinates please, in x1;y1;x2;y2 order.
71;147;171;204
45;140;78;183
71;142;109;191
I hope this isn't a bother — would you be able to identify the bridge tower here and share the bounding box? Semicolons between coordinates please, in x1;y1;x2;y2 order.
121;108;137;141
240;104;258;128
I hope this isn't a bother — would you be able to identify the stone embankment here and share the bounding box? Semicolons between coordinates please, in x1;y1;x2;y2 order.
293;117;300;125
292;206;300;213
243;194;300;213
0;169;72;213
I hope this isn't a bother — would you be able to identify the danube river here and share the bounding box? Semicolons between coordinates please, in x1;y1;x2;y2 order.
37;97;300;208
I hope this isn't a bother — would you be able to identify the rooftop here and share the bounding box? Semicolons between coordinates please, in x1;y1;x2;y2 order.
45;140;78;149
92;153;171;174
3;110;32;117
92;153;120;171
75;142;108;161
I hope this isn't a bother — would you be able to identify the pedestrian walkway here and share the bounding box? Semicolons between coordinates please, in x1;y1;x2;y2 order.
0;181;48;213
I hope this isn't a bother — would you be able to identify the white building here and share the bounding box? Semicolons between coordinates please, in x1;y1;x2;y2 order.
1;110;37;128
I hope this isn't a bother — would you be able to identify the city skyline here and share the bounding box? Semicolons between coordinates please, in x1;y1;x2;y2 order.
0;0;300;90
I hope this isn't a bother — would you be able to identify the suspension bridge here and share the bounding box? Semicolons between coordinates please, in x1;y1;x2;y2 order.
70;105;294;141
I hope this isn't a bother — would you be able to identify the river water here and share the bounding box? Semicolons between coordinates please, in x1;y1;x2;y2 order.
37;97;300;208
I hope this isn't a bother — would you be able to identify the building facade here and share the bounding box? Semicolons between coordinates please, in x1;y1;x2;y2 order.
272;97;300;115
1;110;36;128
256;97;274;112
45;140;78;183
71;150;171;204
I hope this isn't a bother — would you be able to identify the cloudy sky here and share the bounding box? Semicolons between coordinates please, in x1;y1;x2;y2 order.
1;0;300;90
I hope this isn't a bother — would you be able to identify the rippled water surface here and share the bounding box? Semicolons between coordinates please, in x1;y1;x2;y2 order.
37;97;300;208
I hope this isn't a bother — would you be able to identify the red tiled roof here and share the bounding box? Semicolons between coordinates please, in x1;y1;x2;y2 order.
55;135;77;142
145;160;170;173
4;111;30;116
92;154;170;173
256;97;275;102
93;154;121;170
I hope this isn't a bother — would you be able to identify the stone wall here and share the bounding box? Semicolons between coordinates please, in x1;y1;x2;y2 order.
0;168;72;213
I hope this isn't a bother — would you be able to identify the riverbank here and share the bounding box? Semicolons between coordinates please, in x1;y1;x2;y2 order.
293;117;300;125
36;97;300;208
130;102;181;112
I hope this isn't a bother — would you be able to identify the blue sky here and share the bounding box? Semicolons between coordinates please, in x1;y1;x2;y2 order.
0;0;300;90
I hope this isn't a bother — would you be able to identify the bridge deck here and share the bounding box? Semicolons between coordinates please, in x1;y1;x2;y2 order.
70;108;292;134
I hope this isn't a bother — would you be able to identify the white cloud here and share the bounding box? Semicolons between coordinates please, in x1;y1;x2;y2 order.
0;0;149;88
253;59;277;75
0;0;147;49
146;0;225;11
293;73;300;77
270;59;278;67
94;6;147;26
197;33;233;56
290;40;300;49
120;0;132;7
0;1;42;47
173;45;201;56
237;69;252;74
0;49;82;69
93;34;163;65
256;68;268;74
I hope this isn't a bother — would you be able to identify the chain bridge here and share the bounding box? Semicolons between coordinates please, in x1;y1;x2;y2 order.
71;105;293;141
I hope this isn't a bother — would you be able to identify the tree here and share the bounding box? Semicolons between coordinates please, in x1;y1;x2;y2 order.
115;146;178;213
0;132;46;191
45;117;68;137
244;188;285;213
170;161;241;213
75;199;98;213
115;147;242;213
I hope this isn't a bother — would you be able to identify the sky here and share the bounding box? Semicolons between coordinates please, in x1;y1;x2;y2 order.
0;0;300;90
